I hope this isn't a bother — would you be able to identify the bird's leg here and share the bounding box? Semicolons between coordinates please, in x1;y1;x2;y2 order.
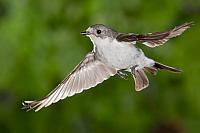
117;70;128;80
131;65;139;74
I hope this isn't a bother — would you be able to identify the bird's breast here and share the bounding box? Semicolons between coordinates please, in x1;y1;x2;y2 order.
95;39;143;69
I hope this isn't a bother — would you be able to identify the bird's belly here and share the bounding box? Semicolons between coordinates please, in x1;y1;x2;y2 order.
96;41;146;70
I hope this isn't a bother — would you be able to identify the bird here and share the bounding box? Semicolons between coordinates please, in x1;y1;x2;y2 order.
22;22;192;112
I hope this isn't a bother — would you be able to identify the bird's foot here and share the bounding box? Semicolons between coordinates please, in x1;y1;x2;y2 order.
131;65;139;74
117;70;128;80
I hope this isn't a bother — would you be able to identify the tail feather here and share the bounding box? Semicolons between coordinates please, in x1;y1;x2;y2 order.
132;62;181;91
144;67;158;75
154;62;182;73
132;69;149;91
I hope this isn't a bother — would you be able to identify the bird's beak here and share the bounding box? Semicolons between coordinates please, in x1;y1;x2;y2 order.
80;31;90;35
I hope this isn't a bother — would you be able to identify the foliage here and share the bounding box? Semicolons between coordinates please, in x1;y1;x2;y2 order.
0;0;199;133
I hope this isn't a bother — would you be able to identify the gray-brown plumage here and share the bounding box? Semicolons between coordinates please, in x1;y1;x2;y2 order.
116;22;193;47
22;22;192;112
132;68;149;91
22;52;117;111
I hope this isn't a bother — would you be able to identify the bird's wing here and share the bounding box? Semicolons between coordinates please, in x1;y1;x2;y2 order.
22;52;117;112
116;22;193;48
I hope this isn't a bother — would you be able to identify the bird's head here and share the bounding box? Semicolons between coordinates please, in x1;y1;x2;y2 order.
81;24;117;43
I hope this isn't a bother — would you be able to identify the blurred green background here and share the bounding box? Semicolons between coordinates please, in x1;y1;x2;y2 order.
0;0;199;133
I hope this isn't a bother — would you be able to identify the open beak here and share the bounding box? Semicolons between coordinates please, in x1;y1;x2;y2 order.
80;31;90;35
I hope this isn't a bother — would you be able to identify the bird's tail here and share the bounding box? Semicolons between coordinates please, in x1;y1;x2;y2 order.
132;62;181;91
132;69;149;91
145;62;182;75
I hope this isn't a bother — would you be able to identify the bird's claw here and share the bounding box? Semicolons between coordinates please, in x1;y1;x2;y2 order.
117;71;128;80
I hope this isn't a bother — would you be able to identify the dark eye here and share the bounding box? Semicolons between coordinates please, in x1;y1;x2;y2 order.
97;29;101;34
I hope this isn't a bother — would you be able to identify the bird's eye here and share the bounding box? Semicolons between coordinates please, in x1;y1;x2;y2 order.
97;29;101;34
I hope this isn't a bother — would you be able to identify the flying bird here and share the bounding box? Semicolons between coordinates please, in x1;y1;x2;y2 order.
22;22;192;111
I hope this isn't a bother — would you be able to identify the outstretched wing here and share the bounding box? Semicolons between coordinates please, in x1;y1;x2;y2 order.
116;22;193;48
22;52;117;112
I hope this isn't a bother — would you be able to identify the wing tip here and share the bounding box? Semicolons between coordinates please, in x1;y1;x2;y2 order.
170;21;193;37
182;21;195;27
22;100;42;112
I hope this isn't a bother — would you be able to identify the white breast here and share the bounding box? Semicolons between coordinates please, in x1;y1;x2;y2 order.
91;36;149;69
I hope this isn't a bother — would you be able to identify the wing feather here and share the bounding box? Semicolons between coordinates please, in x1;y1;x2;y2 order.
22;52;117;111
116;22;193;48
